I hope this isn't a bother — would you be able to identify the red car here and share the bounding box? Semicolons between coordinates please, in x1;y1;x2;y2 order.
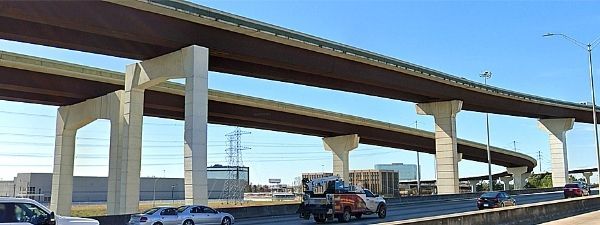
564;183;590;198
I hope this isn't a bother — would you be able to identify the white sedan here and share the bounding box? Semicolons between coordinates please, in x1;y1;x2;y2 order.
0;197;99;225
176;205;234;225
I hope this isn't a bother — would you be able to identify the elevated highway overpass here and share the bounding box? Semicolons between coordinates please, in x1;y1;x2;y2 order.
0;0;596;122
0;0;585;214
0;50;536;212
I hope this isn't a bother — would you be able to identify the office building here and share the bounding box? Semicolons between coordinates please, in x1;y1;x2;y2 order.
375;163;417;181
2;165;249;203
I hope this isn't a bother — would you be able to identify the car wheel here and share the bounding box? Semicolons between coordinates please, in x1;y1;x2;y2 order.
221;217;232;225
338;208;351;223
478;207;484;210
500;202;505;208
183;219;194;225
377;204;387;219
153;223;163;225
354;213;362;219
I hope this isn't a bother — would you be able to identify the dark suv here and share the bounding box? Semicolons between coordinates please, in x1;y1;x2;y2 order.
564;183;590;198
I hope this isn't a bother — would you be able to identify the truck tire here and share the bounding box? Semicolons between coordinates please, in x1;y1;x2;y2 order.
377;203;387;219
338;208;351;223
314;216;326;223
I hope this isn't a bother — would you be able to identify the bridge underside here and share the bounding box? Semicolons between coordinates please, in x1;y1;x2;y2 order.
0;66;534;169
0;1;594;123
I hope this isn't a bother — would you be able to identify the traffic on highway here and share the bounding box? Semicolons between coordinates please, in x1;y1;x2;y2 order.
235;191;579;225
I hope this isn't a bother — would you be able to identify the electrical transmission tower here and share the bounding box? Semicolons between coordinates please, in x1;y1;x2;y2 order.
221;127;250;204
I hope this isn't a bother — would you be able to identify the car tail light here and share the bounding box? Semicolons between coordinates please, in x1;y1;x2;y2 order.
140;217;148;222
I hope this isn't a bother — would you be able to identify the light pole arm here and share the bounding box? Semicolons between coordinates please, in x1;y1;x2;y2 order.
591;35;600;50
555;33;588;50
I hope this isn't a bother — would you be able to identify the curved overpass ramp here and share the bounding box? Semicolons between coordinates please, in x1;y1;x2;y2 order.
0;50;536;171
0;0;596;122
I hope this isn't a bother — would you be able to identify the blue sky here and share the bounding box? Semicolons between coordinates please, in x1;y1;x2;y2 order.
1;0;600;185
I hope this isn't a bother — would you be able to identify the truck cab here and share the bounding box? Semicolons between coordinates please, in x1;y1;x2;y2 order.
298;176;387;223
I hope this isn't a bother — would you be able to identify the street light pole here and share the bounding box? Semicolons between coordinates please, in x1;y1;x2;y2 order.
415;121;421;195
544;33;600;186
171;184;176;204
481;71;493;191
153;177;160;207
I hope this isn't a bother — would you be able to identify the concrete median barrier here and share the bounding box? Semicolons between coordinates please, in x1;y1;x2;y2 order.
89;203;302;225
88;188;563;224
376;196;600;225
388;187;563;204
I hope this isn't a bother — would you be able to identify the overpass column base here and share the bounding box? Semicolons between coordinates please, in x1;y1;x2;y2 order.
538;118;574;188
583;172;593;184
416;100;462;194
500;176;512;190
323;134;359;182
468;180;479;193
508;166;530;190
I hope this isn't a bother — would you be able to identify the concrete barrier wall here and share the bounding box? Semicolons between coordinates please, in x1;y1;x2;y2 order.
89;204;302;225
382;196;600;225
89;188;562;225
389;187;562;204
217;203;300;219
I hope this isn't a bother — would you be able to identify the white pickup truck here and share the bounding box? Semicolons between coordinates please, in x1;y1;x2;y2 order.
0;198;99;225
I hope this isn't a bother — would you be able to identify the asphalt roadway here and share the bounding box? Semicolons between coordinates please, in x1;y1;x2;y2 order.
235;191;569;225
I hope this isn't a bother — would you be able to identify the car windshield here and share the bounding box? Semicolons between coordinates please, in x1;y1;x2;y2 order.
565;184;579;188
177;206;188;213
142;208;160;215
481;192;499;198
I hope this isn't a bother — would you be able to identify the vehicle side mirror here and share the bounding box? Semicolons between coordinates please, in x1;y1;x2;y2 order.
46;212;56;225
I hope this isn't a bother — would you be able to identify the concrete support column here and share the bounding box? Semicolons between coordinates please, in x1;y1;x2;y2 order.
468;180;479;193
123;45;210;207
50;91;123;216
182;46;209;205
120;82;144;214
50;111;76;216
107;92;125;215
416;100;462;194
538;118;575;187
583;172;593;184
500;176;512;191
508;166;530;190
323;134;359;182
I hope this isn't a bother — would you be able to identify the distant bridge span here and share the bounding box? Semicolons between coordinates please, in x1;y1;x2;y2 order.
0;50;536;170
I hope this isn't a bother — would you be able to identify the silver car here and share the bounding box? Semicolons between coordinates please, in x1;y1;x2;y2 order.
176;205;234;225
128;207;179;225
